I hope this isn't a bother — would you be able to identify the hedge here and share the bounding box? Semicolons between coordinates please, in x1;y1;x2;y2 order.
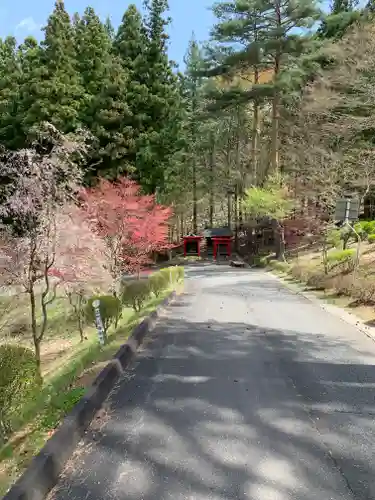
122;266;184;312
122;279;152;312
326;248;355;265
0;345;41;442
86;295;122;335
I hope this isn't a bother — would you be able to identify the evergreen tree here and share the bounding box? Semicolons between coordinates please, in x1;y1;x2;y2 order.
74;7;113;99
104;16;115;41
114;4;149;173
0;37;22;148
208;0;322;177
140;0;184;192
74;6;132;182
318;0;360;39
21;0;83;134
181;35;206;232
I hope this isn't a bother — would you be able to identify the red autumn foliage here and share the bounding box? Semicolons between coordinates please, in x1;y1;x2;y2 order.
80;178;173;276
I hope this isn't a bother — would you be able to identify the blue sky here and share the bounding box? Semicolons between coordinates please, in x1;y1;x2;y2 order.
0;0;215;68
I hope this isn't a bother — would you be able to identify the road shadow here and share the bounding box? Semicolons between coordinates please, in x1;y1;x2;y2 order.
48;295;375;500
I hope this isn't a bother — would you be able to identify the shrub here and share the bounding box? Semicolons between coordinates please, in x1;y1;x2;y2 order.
357;220;375;236
305;270;329;290
86;295;122;333
368;234;375;244
326;248;355;268
122;280;151;312
332;274;353;296
326;228;341;248
149;273;165;297
157;268;173;288
350;278;375;305
157;266;184;286
169;266;184;283
253;255;272;267
268;260;290;273
174;266;184;282
0;345;41;441
290;264;309;282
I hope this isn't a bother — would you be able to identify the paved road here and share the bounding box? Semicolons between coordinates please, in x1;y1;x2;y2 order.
49;264;375;500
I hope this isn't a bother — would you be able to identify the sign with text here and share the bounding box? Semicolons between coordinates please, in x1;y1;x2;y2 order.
334;198;360;222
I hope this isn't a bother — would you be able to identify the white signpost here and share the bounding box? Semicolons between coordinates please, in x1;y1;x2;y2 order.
92;299;106;346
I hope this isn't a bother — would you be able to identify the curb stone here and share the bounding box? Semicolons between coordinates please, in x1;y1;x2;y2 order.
2;290;177;500
268;271;375;345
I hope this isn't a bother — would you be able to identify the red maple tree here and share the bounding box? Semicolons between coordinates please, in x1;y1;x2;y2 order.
80;178;172;276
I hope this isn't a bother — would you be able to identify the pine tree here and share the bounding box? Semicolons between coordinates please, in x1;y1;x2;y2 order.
74;6;132;182
318;0;360;39
21;0;83;134
208;0;322;177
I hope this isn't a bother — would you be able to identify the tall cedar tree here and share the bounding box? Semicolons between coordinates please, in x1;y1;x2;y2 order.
0;37;22;148
114;5;150;174
74;7;132;182
182;35;206;233
140;0;183;193
209;0;321;177
22;0;83;135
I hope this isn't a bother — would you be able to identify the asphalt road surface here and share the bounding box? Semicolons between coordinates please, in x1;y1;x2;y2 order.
49;264;375;500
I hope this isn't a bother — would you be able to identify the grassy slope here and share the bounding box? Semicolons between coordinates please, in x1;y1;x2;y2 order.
268;242;375;325
0;285;179;496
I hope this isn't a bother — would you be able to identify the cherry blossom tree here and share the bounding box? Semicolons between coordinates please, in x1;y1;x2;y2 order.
0;124;86;374
50;205;112;341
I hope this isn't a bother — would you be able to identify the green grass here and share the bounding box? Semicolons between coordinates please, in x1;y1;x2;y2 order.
0;286;178;496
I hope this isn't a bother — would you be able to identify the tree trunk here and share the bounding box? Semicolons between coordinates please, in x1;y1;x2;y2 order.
251;66;260;186
209;133;215;227
278;223;286;261
77;295;85;342
275;220;286;261
271;90;280;174
29;285;42;377
239;202;243;229
271;1;281;175
193;159;197;234
33;336;42;379
227;192;232;230
234;107;242;249
180;212;184;239
234;186;239;251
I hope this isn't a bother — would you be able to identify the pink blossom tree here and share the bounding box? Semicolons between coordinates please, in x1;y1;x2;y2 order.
0;124;86;374
50;205;112;341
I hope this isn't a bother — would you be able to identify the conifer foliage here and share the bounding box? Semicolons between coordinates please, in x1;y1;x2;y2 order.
0;0;182;192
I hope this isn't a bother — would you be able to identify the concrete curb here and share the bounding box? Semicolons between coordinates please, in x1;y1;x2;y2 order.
268;271;375;345
3;290;177;500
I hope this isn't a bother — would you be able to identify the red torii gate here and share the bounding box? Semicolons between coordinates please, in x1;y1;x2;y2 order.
212;236;232;260
183;235;202;257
